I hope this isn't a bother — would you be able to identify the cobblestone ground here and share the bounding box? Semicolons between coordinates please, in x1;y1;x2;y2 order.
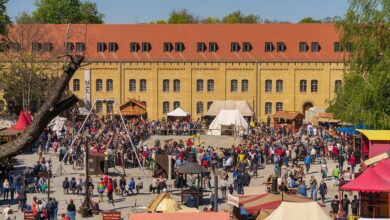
2;135;355;219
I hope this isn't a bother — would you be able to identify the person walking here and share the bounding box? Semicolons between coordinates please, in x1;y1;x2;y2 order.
309;176;318;201
342;194;351;216
348;154;357;174
128;177;136;195
304;154;311;174
3;179;10;200
331;195;340;216
338;153;345;172
97;178;105;202
318;179;327;203
332;165;340;186
119;176;127;197
136;177;143;195
320;161;328;179
107;178;114;203
220;177;228;199
62;177;69;194
67;199;76;220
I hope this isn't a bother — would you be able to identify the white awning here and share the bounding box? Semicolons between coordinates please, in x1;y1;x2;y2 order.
167;108;189;117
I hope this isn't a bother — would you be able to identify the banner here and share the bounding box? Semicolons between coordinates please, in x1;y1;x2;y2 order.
84;70;91;110
227;194;239;207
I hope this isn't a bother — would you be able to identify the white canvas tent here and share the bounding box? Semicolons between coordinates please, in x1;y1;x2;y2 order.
205;100;254;117
48;116;67;132
207;109;248;136
167;108;189;117
264;202;332;220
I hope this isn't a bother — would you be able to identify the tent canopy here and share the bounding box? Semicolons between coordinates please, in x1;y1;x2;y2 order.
340;158;390;193
335;127;359;135
356;129;390;141
207;109;248;136
129;212;229;220
48;116;67;132
264;202;332;220
23;111;32;124
205;100;254;117
167;108;189;117
14;111;30;131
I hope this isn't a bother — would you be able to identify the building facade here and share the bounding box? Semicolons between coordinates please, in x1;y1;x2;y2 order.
0;24;347;121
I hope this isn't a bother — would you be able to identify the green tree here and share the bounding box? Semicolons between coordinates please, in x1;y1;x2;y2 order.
168;9;198;24
15;12;35;24
32;0;104;24
328;0;390;129
222;11;259;24
0;0;10;35
201;17;220;24
298;17;322;23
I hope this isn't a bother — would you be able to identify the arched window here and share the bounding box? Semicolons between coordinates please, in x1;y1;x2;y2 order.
300;80;307;92
207;79;214;92
106;101;114;113
173;79;180;92
106;79;113;91
196;102;204;114
173;101;180;109
242;79;249;92
95;101;103;113
276;80;283;92
140;79;147;92
73;79;80;91
96;79;103;91
276;102;283;111
163;101;170;113
311;80;318;92
265;102;272;115
265;80;272;92
197;79;204;92
335;80;342;92
129;79;136;92
163;79;169;92
231;79;238;92
207;101;213;111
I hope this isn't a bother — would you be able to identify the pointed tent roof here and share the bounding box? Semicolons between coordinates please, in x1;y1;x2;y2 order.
24;111;32;124
264;202;333;220
167;108;189;117
14;111;29;131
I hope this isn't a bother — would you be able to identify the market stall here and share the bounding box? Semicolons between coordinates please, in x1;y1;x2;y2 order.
356;129;390;159
272;111;303;133
264;202;332;220
166;108;190;121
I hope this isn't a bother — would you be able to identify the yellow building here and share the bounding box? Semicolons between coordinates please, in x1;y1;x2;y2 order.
1;24;346;121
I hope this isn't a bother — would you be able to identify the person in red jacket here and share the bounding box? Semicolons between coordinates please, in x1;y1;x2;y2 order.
107;178;114;203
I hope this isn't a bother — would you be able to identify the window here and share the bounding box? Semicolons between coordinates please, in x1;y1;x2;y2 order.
76;42;85;52
196;102;203;114
276;102;283;111
299;42;308;52
96;79;103;91
311;42;320;52
231;80;238;92
265;80;272;92
129;79;136;92
311;80;318;92
163;79;169;92
163;42;173;52
106;101;114;113
276;80;283;92
140;79;147;92
175;42;185;52
42;42;53;52
173;79;180;92
32;43;42;52
265;102;272;115
108;42;118;52
276;42;286;52
0;42;7;52
242;80;249;92
142;42;151;52
64;42;74;52
207;79;214;92
197;79;204;92
334;42;342;52
346;42;353;52
96;101;103;113
207;101;213;110
335;80;342;92
243;42;252;52
231;42;240;52
9;43;20;51
97;42;106;52
173;101;180;109
163;101;169;114
300;80;307;92
209;42;218;52
197;42;206;52
130;42;139;52
265;42;273;52
106;79;113;91
73;79;80;91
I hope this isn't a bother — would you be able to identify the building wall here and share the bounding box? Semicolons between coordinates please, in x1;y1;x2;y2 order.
68;61;344;121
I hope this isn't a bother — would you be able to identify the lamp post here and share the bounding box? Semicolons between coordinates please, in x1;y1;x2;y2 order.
212;159;218;212
81;143;92;217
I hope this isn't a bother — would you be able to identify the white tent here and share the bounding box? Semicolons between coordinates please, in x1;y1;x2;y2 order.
264;202;332;220
207;109;248;136
48;116;67;132
205;100;254;117
167;108;189;117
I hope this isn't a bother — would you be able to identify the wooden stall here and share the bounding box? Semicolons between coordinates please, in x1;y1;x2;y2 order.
272;111;303;133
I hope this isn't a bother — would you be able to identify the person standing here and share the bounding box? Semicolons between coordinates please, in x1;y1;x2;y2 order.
309;176;318;201
67;199;76;220
119;176;127;197
351;195;359;216
331;195;340;216
304;154;311;174
3;179;10;200
321;161;328;179
348;154;357;174
136;177;143;195
128;177;135;195
318;179;327;203
332;165;340;186
338;153;345;172
107;178;114;203
220;177;228;199
342;194;351;216
97;178;105;202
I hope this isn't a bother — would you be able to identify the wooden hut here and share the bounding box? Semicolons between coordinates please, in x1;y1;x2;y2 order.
120;99;147;118
272;111;303;133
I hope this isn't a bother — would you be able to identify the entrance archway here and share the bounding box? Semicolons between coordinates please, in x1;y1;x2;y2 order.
302;101;314;116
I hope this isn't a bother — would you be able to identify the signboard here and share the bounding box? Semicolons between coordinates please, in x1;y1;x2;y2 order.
102;211;121;220
227;194;239;208
24;211;35;220
85;69;91;110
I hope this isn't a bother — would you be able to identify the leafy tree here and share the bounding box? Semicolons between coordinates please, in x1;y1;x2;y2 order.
32;0;104;24
201;17;220;24
15;12;35;24
222;11;259;24
168;9;198;24
328;0;390;129
298;17;322;23
0;0;10;35
149;20;167;24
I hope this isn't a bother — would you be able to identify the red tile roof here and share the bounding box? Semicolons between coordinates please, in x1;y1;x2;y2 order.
5;24;346;62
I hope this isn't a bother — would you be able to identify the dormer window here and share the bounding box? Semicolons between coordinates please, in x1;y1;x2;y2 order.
175;42;185;52
299;42;308;52
265;42;274;52
76;42;86;52
276;42;286;52
209;42;218;52
243;42;252;52
64;42;74;52
43;42;53;52
108;42;118;52
9;42;20;51
197;42;206;52
231;42;240;52
130;42;139;52
97;42;106;52
32;43;42;52
142;42;151;52
311;42;320;52
163;42;173;52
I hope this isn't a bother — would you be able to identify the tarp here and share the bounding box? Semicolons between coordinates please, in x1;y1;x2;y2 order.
207;109;248;136
129;212;229;220
340;158;390;193
24;111;32;124
264;202;332;220
335;127;359;135
48;116;67;132
167;108;189;117
205;100;254;117
14;111;29;131
357;129;390;141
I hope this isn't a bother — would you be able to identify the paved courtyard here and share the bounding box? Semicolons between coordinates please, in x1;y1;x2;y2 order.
1;135;352;219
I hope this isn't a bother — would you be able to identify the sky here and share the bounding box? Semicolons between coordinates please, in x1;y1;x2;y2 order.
7;0;349;24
